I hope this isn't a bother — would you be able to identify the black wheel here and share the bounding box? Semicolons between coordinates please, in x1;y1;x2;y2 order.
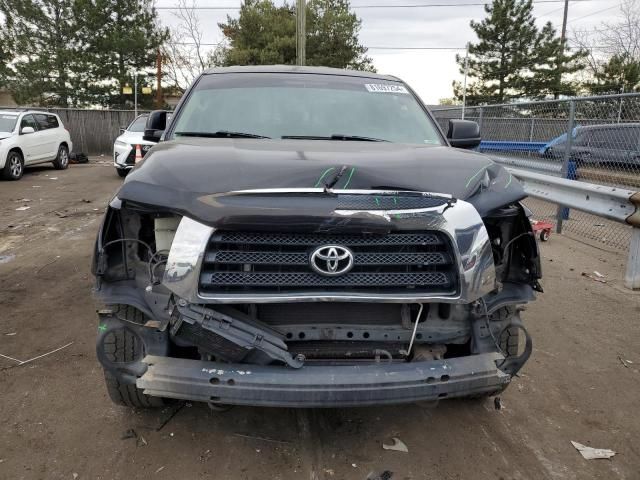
102;305;164;408
539;230;550;242
52;144;69;170
116;168;129;178
464;315;520;401
499;325;520;358
2;150;24;180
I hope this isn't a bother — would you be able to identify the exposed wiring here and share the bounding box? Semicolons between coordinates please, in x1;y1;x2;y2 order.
501;231;534;259
479;297;506;356
99;238;168;285
100;238;154;256
151;259;168;285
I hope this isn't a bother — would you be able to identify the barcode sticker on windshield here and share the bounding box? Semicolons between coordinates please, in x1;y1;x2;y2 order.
365;84;409;94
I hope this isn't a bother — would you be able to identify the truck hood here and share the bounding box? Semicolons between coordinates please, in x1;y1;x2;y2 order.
117;138;524;225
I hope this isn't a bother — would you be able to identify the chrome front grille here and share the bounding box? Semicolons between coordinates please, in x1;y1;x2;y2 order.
199;231;457;295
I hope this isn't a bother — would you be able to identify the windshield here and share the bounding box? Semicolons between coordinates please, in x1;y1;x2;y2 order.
127;115;148;132
0;114;18;133
171;73;444;145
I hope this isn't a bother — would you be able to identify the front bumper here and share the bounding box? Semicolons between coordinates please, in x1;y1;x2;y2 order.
138;352;510;407
113;143;132;168
113;143;152;169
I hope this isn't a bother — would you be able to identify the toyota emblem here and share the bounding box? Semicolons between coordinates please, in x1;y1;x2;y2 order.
310;245;354;276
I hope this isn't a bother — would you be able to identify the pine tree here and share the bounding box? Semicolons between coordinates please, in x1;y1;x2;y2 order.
0;0;81;106
525;22;587;99
306;0;374;71
587;54;640;94
219;0;297;66
454;0;539;104
218;0;373;71
76;0;168;107
453;0;586;104
0;23;11;91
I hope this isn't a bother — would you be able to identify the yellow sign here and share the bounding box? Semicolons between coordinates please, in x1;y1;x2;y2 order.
123;85;133;95
141;86;152;94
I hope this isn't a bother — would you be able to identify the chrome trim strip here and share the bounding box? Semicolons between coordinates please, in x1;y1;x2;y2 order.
225;188;453;199
163;196;495;304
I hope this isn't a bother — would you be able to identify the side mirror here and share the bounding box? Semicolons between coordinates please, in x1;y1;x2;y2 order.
119;127;126;134
143;110;169;143
21;126;35;135
447;119;481;149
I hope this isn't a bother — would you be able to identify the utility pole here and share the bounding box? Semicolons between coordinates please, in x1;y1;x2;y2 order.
296;0;306;66
556;0;570;99
462;43;469;120
134;72;138;117
560;0;569;49
155;49;163;108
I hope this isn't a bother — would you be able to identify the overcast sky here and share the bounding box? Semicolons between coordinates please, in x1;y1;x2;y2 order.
156;0;623;103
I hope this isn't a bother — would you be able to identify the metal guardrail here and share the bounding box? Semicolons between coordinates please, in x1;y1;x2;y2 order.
507;168;640;289
432;93;640;253
479;141;548;153
491;155;563;176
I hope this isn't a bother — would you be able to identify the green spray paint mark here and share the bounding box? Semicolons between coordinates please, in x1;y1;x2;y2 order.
465;164;491;189
341;167;356;189
375;197;380;206
314;167;336;187
393;197;398;205
505;173;513;189
98;324;107;332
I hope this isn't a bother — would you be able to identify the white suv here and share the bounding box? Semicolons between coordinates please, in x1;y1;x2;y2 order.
0;110;73;180
113;114;154;177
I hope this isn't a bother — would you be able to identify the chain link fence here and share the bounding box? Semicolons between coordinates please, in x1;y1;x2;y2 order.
431;93;640;252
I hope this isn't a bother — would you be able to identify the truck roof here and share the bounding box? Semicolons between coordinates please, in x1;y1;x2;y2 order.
203;65;401;82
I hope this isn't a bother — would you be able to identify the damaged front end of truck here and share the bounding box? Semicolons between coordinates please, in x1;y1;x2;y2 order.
92;152;541;408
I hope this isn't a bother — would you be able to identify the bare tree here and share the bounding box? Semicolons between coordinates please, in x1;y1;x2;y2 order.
162;0;218;91
599;0;640;60
571;0;640;79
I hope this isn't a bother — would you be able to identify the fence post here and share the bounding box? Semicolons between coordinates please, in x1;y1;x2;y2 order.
556;99;576;234
529;117;535;142
626;227;640;289
478;107;484;133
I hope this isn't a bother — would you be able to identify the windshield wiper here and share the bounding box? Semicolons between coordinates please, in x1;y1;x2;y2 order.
282;134;389;142
175;130;271;139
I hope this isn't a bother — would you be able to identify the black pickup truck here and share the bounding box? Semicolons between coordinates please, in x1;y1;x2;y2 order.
92;66;541;408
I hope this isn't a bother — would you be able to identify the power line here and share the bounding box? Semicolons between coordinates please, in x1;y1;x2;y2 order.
349;0;594;6
171;41;611;51
155;0;603;10
173;42;221;45
369;46;466;50
567;4;618;22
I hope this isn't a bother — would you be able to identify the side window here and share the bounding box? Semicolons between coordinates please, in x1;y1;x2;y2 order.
573;130;587;146
615;128;637;150
587;129;608;147
47;115;59;129
20;114;38;132
34;114;50;130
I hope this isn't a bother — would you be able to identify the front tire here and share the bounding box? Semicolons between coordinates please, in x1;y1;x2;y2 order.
116;168;129;178
102;305;164;408
52;144;69;170
2;151;24;180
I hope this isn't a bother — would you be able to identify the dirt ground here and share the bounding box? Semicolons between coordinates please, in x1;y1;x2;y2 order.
1;162;639;480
